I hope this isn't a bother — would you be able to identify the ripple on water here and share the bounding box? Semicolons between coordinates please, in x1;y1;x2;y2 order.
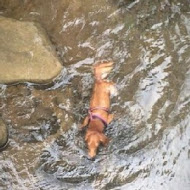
0;0;190;189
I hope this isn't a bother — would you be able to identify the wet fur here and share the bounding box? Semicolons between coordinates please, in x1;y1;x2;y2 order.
80;61;116;159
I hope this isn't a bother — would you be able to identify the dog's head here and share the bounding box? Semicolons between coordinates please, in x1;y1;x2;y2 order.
85;131;109;160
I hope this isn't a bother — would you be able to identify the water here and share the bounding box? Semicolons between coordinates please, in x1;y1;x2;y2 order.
0;0;190;189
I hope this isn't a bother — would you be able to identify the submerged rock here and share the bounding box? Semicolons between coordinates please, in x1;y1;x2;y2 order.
0;119;8;150
0;84;75;143
0;16;63;84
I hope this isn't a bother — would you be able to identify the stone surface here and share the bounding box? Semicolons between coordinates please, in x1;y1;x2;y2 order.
0;119;8;149
0;16;63;84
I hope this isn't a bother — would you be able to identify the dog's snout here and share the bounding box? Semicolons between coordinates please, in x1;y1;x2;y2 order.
87;156;96;161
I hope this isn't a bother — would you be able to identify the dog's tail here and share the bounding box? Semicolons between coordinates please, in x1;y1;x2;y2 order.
93;61;113;81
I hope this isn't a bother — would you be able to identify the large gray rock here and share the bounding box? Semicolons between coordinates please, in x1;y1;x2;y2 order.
0;16;63;84
0;119;8;150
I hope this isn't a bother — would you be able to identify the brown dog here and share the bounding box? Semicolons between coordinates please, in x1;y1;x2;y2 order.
80;61;117;160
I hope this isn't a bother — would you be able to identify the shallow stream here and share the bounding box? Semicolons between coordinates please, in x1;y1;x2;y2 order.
0;0;190;189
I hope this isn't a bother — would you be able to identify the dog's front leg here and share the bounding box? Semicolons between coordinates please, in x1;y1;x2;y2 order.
79;116;89;130
107;114;114;124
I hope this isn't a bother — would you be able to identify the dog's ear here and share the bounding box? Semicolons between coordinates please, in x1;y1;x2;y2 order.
98;134;109;146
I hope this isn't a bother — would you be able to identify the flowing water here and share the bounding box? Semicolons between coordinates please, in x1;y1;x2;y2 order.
0;0;190;189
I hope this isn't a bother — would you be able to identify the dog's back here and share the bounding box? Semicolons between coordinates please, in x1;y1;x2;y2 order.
90;61;114;109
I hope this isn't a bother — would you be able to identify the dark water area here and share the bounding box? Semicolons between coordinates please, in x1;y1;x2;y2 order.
0;0;190;189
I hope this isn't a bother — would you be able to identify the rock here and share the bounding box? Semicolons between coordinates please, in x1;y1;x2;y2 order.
0;119;8;150
0;16;63;84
